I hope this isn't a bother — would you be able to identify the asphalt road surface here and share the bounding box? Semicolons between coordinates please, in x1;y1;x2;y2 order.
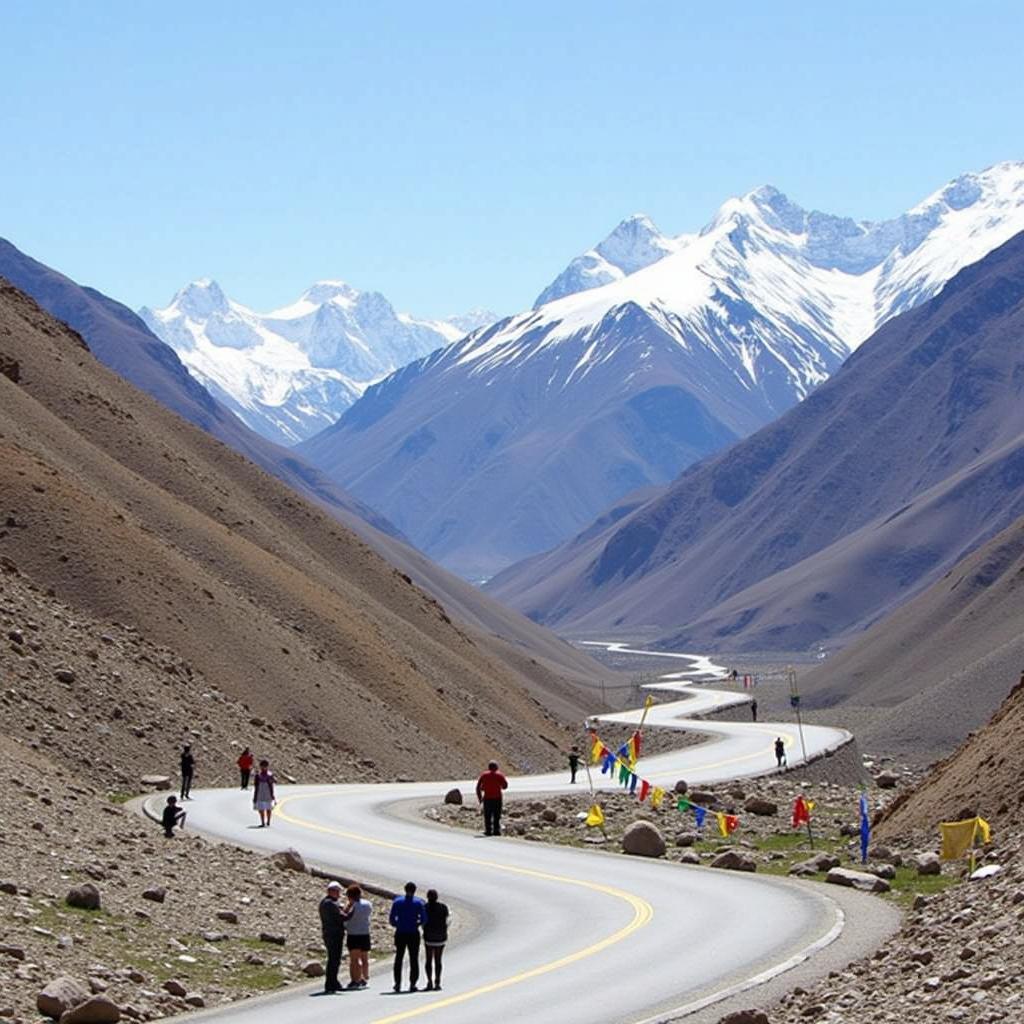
167;649;884;1024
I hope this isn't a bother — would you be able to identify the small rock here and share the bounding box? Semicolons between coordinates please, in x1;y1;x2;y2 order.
141;887;165;903
443;788;463;805
0;944;26;960
58;995;121;1023
216;910;238;924
0;880;18;894
875;771;898;789
65;883;101;911
162;980;187;997
717;1011;769;1024
301;960;325;977
743;797;777;816
270;849;305;873
674;780;688;795
54;669;76;684
184;995;205;1008
259;932;286;946
711;850;757;872
915;852;941;876
867;863;896;880
540;808;558;823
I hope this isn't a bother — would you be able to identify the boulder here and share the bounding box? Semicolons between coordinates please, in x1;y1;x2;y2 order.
718;1011;769;1024
621;821;666;858
54;669;76;684
140;776;171;791
37;977;89;1019
743;797;778;816
59;996;121;1023
184;995;205;1008
259;932;286;946
868;864;896;880
443;788;463;805
674;780;688;795
540;808;557;823
675;832;698;847
678;851;701;865
216;910;238;924
711;850;757;872
270;849;305;873
161;980;186;997
789;852;840;876
825;867;891;893
301;961;325;977
689;790;717;808
875;771;898;789
65;883;100;911
915;852;941;876
141;888;165;904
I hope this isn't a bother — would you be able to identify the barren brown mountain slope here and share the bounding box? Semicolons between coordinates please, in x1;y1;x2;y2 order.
799;514;1024;761
0;279;598;779
879;674;1024;838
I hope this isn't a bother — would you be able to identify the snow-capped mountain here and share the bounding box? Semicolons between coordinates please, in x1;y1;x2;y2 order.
533;214;690;307
297;162;1024;581
140;281;497;445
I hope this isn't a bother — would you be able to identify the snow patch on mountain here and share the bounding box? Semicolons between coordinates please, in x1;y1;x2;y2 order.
141;282;496;445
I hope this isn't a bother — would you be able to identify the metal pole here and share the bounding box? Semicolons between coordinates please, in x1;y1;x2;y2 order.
788;665;809;767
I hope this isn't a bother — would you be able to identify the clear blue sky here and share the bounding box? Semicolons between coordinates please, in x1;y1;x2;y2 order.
2;2;1022;319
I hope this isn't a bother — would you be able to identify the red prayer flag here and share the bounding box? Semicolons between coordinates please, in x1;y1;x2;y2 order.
639;779;651;802
792;796;811;829
630;731;642;762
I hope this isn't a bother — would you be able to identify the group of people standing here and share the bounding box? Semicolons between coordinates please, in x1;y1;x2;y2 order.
320;879;450;995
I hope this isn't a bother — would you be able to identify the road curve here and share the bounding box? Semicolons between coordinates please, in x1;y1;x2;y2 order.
166;649;870;1024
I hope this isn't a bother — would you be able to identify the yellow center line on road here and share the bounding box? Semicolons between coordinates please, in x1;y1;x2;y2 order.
640;728;797;782
275;794;654;1024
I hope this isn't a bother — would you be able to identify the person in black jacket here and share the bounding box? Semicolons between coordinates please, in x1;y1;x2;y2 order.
320;881;346;994
179;744;195;800
423;889;450;991
161;795;186;837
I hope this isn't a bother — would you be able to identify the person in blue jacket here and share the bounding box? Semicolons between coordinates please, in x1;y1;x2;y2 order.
389;881;427;992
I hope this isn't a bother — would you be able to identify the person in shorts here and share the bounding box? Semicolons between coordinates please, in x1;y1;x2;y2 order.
342;883;372;989
423;888;450;991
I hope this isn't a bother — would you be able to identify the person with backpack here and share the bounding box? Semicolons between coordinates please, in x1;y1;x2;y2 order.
319;881;345;994
389;881;427;992
253;759;276;826
423;888;450;991
179;744;195;800
237;747;254;789
475;760;508;836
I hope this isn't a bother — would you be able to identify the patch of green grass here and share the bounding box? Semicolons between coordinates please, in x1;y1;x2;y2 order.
106;790;136;804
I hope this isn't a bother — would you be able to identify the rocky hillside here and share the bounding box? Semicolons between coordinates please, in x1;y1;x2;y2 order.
0;277;597;781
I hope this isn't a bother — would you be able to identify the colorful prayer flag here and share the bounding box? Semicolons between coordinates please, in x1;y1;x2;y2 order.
694;806;706;828
590;738;604;764
859;793;870;864
630;731;642;764
618;761;630;785
585;803;605;828
677;797;690;812
716;811;739;837
629;772;638;795
651;787;665;810
941;817;991;861
639;779;651;802
792;796;811;828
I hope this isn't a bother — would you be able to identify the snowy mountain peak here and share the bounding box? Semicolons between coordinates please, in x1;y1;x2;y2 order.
170;278;230;318
300;280;361;307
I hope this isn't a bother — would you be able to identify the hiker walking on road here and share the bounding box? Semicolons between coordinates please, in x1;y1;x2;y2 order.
320;881;345;994
476;760;509;836
253;759;276;826
423;888;450;991
750;699;758;722
774;737;786;768
390;881;427;992
568;747;580;784
342;884;372;989
179;744;195;800
237;747;254;790
161;795;186;837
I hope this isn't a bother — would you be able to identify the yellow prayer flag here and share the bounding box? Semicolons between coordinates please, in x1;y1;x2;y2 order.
590;738;604;764
651;787;664;809
716;811;728;837
940;818;980;861
975;817;991;845
806;800;815;812
585;803;605;828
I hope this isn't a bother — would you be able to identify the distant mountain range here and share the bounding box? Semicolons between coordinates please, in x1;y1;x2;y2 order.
487;229;1024;657
297;162;1024;580
140;280;496;445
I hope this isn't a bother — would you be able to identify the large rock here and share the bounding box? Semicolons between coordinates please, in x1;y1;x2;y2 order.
621;821;666;858
711;850;757;872
915;852;941;876
743;796;778;816
875;771;898;789
825;867;891;893
718;1011;770;1024
789;853;840;876
674;780;688;795
141;887;165;904
59;996;121;1023
65;884;101;911
37;977;89;1019
140;775;171;791
443;788;463;805
301;961;325;977
270;849;305;873
689;790;717;808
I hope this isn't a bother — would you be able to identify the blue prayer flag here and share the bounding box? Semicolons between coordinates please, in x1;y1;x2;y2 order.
694;806;706;828
859;793;870;864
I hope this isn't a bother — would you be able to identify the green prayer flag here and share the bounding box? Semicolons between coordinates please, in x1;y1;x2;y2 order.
677;797;690;812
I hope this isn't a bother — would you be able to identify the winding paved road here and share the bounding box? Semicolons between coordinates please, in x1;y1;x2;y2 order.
166;648;890;1024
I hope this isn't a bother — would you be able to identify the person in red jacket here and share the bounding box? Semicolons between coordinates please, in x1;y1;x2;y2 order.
475;760;508;836
237;747;254;790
